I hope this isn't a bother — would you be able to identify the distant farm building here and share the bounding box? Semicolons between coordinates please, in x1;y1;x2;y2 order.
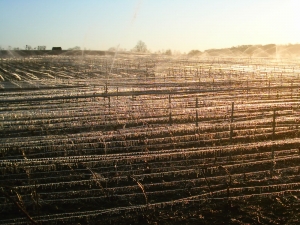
52;47;62;50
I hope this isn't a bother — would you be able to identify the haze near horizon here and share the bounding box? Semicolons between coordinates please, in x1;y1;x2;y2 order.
0;0;299;52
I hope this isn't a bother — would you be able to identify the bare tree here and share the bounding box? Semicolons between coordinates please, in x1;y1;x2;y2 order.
188;49;201;56
133;40;147;53
165;49;172;55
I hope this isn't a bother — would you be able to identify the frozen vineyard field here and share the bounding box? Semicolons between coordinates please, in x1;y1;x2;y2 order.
1;55;300;224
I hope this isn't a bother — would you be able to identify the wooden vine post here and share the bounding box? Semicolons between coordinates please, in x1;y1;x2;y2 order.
272;109;276;159
218;166;232;206
104;82;108;94
230;102;234;142
195;97;199;127
108;96;111;112
229;71;232;94
268;78;271;99
291;79;293;99
169;94;172;125
271;109;276;177
229;102;234;161
116;87;118;100
246;77;249;101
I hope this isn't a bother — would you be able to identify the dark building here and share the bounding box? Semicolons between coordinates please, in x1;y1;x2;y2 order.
52;47;62;50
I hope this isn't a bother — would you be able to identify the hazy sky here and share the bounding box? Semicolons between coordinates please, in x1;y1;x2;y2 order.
0;0;299;52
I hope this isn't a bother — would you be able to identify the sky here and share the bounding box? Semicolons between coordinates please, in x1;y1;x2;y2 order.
0;0;299;53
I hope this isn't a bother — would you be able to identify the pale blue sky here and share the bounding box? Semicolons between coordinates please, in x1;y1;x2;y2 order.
0;0;299;52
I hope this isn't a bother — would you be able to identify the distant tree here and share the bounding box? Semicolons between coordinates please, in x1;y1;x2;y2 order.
25;45;32;50
37;46;46;50
108;46;126;52
165;49;172;55
188;49;201;56
172;50;181;55
68;46;81;50
108;47;117;52
133;40;147;53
